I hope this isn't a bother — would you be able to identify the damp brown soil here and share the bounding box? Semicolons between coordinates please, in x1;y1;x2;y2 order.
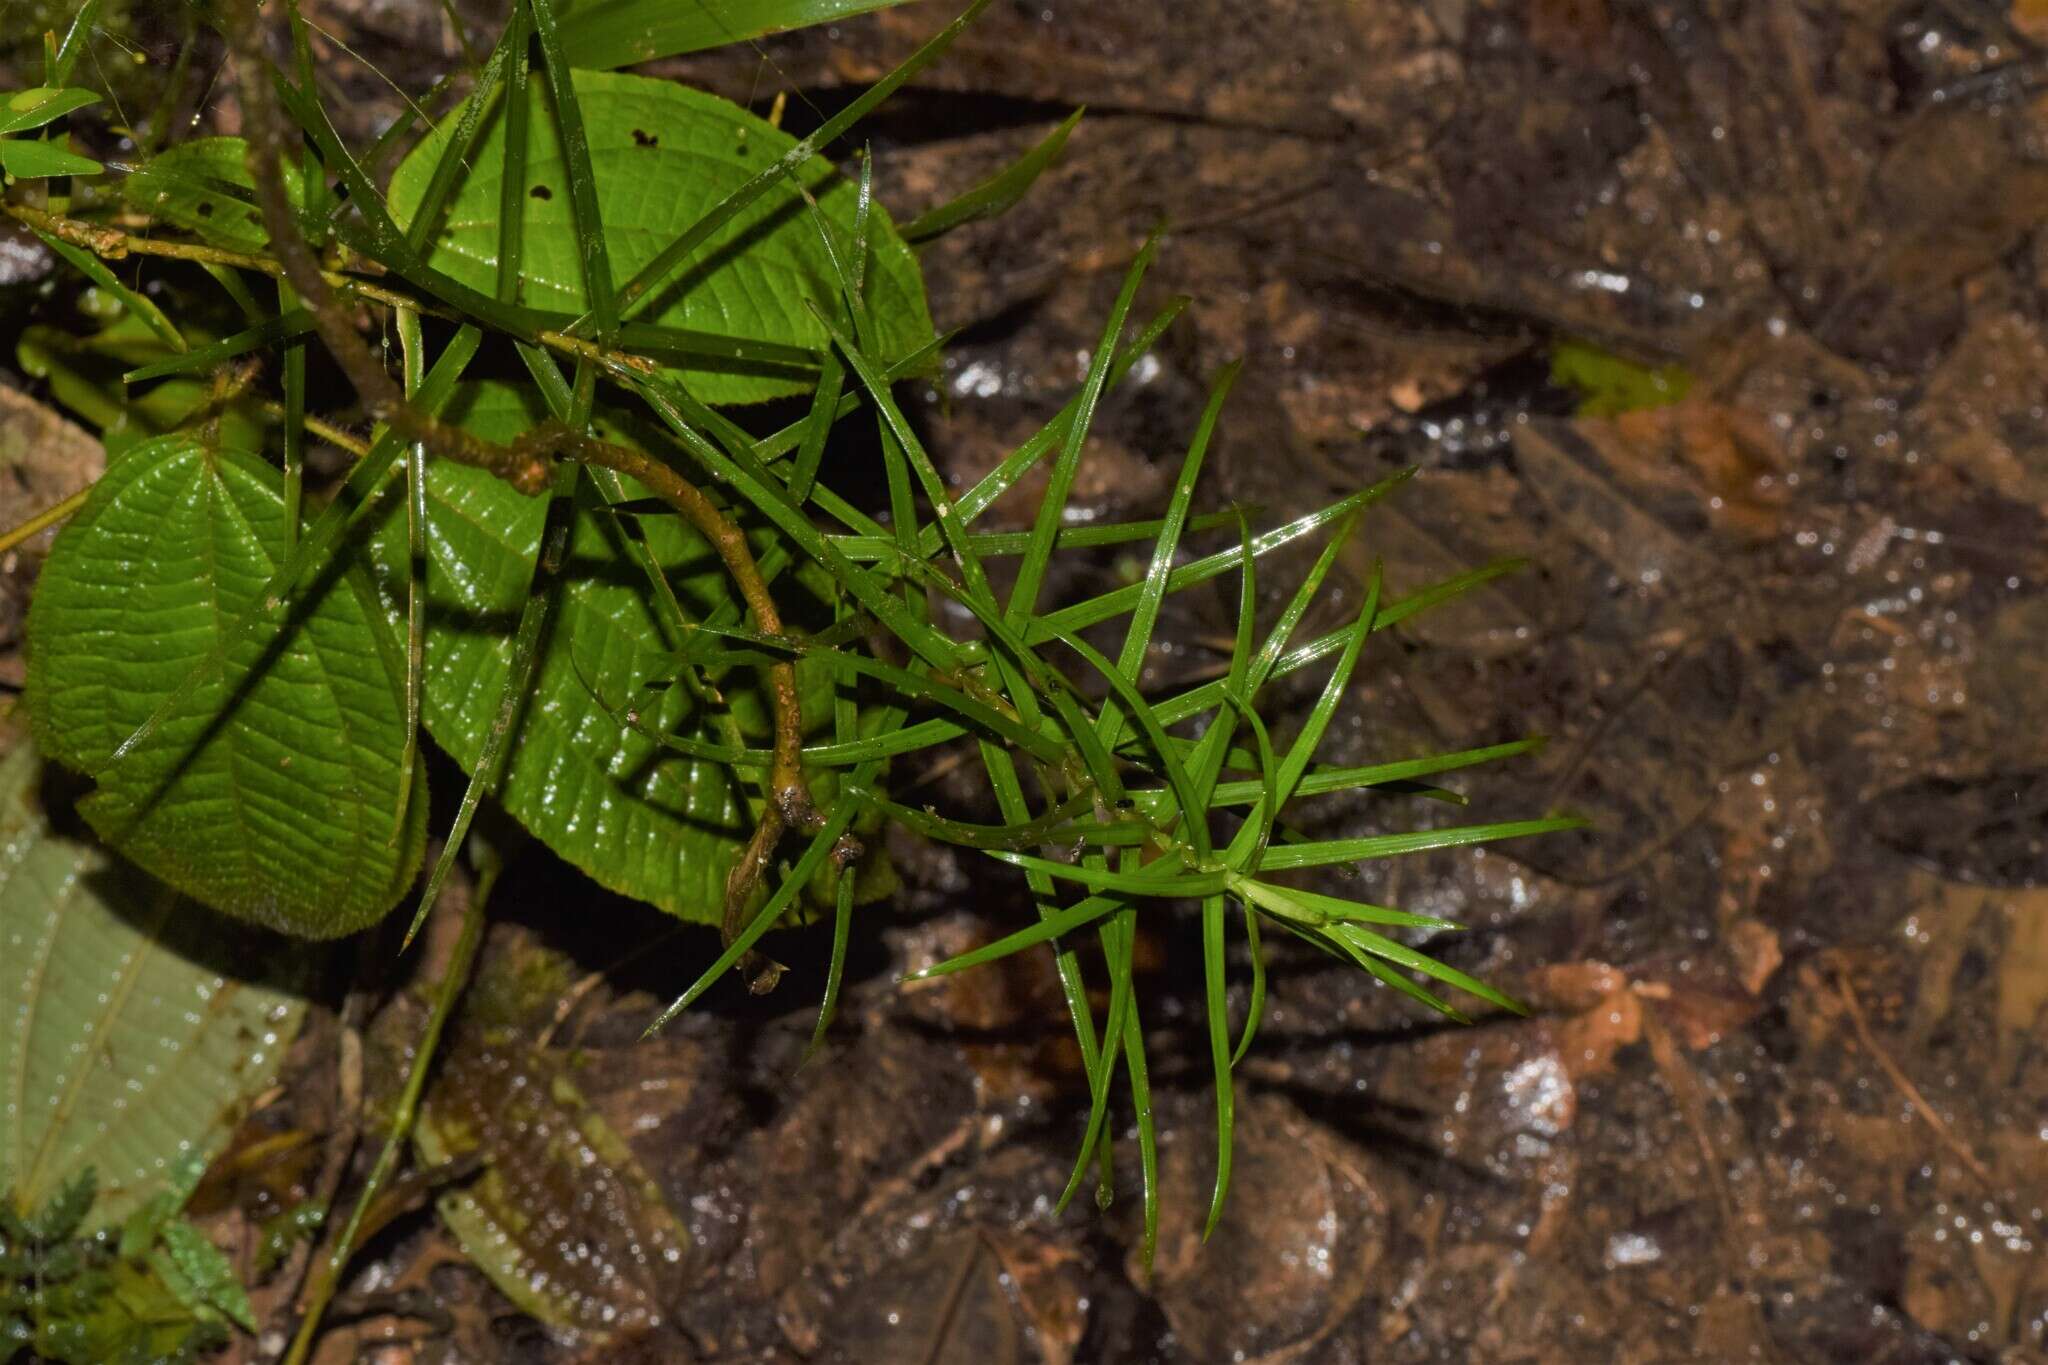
8;0;2048;1361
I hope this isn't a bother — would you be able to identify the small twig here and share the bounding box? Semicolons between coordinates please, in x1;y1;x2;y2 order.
0;488;90;557
280;858;494;1365
255;402;370;458
1834;970;2014;1211
537;924;684;1047
264;961;371;1361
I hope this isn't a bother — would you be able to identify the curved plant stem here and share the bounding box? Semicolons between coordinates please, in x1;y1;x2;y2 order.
281;846;499;1365
1;204;658;379
0;488;89;557
254;402;371;458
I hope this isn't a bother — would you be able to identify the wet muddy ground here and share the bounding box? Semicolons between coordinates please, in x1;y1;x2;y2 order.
7;0;2048;1361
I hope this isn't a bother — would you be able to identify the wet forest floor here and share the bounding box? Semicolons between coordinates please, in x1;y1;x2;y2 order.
6;0;2048;1361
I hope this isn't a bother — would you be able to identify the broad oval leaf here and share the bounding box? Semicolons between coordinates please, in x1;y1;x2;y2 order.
0;736;311;1226
387;69;934;405
362;383;761;924
24;435;426;937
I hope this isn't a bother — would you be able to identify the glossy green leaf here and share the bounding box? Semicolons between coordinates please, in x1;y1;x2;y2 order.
0;738;310;1227
388;69;933;404
0;138;99;179
0;86;98;136
44;1;104;87
361;382;776;924
120;137;303;253
24;435;427;937
559;0;913;68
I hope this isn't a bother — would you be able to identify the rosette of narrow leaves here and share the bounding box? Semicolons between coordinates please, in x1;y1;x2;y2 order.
621;211;1582;1262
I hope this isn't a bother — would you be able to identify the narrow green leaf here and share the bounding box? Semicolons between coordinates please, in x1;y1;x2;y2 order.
46;0;105;85
560;0;917;67
1267;564;1382;813
809;301;1002;611
122;309;312;382
1048;624;1210;854
1121;998;1160;1268
1183;504;1362;807
780;643;1069;764
904;108;1082;243
1198;738;1547;808
1149;557;1520;730
1028;470;1410;644
787;347;845;503
394;308;430;863
1200;892;1233;1239
939;299;1188;546
1334;924;1528;1015
1341;936;1470;1023
834;507;1248;561
905;889;1127;981
645;800;861;1033
527;0;619;337
0;86;99;135
495;0;535;302
1231;902;1265;1066
985;850;1219;896
855;788;1131;851
805;865;857;1062
1099;360;1240;760
1059;905;1138;1214
1252;815;1588;872
400;20;521;256
1007;230;1161;628
630;372;961;667
1216;687;1281;868
30;229;184;354
0;137;100;178
1231;878;1462;931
